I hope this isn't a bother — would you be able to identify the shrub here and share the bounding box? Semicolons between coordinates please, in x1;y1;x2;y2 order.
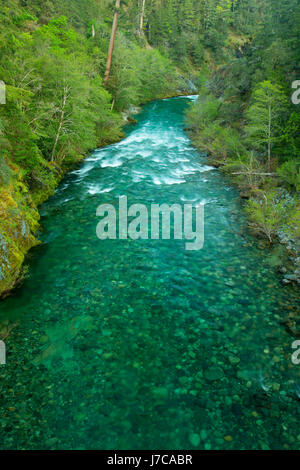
277;160;300;192
245;190;292;243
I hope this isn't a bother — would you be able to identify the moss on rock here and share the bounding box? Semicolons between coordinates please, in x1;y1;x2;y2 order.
0;184;40;297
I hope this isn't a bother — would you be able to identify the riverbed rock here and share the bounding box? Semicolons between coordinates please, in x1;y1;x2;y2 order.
153;387;168;400
229;355;240;365
204;367;224;381
189;433;201;447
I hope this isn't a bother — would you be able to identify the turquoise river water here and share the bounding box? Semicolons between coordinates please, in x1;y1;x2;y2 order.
0;96;299;450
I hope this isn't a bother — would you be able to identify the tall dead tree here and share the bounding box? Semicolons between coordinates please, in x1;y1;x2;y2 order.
104;0;120;86
139;0;146;36
51;84;70;162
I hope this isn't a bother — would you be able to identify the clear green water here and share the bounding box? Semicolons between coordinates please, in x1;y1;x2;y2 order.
0;96;299;450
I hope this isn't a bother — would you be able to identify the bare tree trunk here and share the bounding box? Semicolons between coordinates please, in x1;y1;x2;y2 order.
92;24;95;38
52;85;70;162
104;0;120;86
139;0;146;36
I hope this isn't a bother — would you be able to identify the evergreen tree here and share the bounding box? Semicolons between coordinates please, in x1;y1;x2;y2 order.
246;81;287;172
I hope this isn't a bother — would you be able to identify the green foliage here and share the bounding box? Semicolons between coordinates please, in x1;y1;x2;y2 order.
186;91;243;160
194;121;241;161
223;152;265;190
245;81;287;170
279;112;300;160
186;91;220;131
0;157;12;186
245;191;292;243
277;160;300;193
105;34;180;111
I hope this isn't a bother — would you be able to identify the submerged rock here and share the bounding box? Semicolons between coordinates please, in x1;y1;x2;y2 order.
153;387;169;400
204;367;224;382
189;433;201;447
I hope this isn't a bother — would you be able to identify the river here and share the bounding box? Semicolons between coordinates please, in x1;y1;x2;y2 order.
0;96;299;449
